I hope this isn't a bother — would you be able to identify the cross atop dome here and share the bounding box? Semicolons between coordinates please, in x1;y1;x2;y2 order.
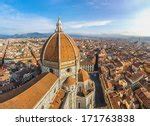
55;17;63;32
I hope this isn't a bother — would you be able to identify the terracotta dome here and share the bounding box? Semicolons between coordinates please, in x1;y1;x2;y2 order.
78;69;89;82
41;18;79;65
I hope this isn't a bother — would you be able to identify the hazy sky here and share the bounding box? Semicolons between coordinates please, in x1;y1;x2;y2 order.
0;0;150;36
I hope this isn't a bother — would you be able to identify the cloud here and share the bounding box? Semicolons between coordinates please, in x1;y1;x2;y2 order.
65;20;112;29
86;0;111;9
0;4;112;35
1;3;149;37
87;0;110;6
132;8;150;36
122;8;150;36
0;4;55;34
133;0;149;3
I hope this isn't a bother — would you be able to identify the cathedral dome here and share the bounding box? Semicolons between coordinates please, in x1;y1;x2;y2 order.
78;69;89;82
41;18;79;66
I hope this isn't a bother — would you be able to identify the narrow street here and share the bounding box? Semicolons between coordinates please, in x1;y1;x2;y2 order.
90;73;107;108
1;41;9;65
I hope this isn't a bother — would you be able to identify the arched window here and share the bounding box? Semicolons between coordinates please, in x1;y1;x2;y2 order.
41;105;44;109
90;98;92;104
49;68;54;73
53;88;56;93
78;86;82;92
78;103;81;108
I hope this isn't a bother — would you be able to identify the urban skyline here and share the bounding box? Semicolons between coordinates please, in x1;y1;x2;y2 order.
0;18;149;109
0;1;149;109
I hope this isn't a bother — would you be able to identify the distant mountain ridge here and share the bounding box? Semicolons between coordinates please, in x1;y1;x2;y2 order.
0;32;150;42
0;32;85;39
0;32;50;39
0;32;91;40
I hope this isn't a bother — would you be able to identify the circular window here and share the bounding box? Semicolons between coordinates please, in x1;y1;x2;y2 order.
66;68;71;72
49;68;54;73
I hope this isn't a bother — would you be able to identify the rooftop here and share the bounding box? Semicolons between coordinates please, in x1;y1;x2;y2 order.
78;69;89;82
49;88;66;109
0;72;58;109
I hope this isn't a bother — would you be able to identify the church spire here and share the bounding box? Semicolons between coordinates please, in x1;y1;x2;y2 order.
55;17;63;32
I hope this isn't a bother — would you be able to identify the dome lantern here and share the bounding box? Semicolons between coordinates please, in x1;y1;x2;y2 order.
41;18;80;69
55;17;63;32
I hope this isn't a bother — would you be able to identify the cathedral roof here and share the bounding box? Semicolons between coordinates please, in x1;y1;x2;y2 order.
78;69;89;82
49;88;66;109
0;72;58;109
64;76;76;86
41;18;79;64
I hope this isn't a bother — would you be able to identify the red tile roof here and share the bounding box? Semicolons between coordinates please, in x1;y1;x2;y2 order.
49;89;66;109
0;72;58;109
78;69;89;82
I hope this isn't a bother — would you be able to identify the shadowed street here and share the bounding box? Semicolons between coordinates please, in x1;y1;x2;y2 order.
90;73;107;108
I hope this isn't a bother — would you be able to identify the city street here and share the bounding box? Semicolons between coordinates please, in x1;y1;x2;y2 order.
90;73;107;108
